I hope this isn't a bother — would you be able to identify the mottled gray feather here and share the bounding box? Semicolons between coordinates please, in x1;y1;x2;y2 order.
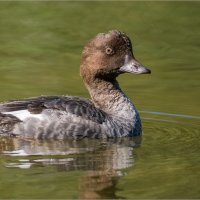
0;96;106;124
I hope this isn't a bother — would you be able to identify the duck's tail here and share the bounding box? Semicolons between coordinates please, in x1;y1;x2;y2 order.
0;112;21;135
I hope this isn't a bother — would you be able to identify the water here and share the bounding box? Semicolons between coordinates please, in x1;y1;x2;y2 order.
0;2;200;199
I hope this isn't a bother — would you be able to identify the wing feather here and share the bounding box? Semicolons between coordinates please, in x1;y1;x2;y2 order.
0;96;106;124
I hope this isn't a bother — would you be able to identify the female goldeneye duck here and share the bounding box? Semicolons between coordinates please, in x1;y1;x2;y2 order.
0;30;151;139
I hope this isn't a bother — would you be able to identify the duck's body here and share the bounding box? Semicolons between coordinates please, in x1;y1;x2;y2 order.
0;94;141;139
0;30;150;139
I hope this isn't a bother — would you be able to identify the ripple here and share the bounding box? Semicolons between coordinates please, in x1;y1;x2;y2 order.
143;119;200;154
140;110;200;120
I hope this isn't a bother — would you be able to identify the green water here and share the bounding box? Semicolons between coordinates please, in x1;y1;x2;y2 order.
0;2;200;199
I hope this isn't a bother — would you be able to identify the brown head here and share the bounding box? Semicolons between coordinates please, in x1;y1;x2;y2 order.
80;30;151;85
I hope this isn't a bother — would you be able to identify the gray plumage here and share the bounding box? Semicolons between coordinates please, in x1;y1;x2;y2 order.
0;95;141;139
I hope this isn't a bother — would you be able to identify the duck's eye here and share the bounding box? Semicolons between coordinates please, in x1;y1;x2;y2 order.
105;47;114;55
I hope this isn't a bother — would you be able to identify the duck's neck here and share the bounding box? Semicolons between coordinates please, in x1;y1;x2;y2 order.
84;77;136;119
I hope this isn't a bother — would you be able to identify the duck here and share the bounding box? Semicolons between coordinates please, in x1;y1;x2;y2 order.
0;30;151;139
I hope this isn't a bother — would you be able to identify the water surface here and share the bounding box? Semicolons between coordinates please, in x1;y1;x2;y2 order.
0;2;200;199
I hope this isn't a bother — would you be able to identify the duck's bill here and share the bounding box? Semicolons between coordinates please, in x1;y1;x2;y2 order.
119;58;151;74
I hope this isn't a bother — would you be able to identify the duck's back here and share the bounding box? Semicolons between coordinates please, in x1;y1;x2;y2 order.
0;96;108;139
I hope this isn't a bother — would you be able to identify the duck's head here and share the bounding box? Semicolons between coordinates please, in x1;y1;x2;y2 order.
80;30;151;83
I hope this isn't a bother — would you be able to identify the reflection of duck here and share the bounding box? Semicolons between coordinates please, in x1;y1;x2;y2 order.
1;137;141;199
0;30;150;139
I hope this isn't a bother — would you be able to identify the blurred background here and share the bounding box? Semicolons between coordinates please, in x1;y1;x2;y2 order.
0;1;199;199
